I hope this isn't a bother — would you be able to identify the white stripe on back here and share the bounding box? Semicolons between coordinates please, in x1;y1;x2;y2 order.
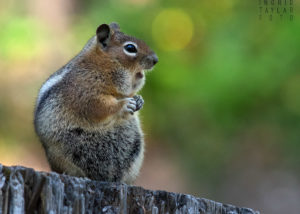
37;70;68;105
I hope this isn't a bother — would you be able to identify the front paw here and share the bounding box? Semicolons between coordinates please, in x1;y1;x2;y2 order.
123;98;137;115
133;95;144;111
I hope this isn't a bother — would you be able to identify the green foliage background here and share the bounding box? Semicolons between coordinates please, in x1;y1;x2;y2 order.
0;0;299;210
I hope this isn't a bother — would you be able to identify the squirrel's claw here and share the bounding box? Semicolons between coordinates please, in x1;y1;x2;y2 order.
133;95;144;111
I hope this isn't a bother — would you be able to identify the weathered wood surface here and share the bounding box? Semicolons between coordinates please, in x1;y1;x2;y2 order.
0;164;259;214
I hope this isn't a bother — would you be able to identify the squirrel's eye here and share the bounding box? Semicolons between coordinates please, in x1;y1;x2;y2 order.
124;44;137;53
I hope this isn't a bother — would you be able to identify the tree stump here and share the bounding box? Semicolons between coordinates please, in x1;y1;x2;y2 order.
0;164;259;214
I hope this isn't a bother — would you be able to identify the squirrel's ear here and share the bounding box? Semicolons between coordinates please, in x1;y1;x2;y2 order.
96;24;111;48
109;22;120;32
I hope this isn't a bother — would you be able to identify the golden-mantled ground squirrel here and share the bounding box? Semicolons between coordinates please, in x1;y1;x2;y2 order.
34;23;158;184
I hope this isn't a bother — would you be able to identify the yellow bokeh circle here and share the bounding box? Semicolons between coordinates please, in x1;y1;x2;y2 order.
152;9;194;51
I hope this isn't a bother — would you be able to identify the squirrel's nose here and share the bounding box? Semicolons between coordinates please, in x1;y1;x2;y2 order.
152;54;158;65
146;54;158;66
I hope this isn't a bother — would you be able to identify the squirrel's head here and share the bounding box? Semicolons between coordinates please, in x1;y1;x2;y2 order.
95;23;158;94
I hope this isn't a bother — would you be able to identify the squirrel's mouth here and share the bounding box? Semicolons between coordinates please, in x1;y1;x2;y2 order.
136;71;144;79
132;71;145;92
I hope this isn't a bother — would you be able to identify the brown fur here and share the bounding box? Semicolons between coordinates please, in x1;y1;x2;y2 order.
60;32;155;123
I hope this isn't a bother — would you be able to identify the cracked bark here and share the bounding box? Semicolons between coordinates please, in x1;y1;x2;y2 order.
0;164;259;214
